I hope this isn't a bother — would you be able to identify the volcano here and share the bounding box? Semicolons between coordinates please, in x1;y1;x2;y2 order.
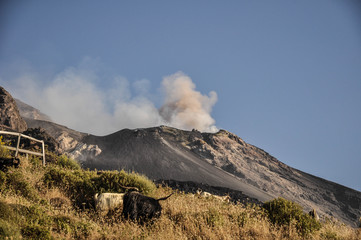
12;93;361;227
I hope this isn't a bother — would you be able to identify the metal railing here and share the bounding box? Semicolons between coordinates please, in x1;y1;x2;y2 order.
0;130;46;166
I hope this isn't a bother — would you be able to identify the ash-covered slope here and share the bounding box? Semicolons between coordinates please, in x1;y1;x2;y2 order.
21;118;361;226
79;126;360;226
81;127;274;202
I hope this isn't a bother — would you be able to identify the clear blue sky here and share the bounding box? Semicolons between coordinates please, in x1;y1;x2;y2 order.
1;0;360;191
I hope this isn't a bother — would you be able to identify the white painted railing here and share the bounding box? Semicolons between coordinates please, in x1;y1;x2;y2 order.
0;130;46;166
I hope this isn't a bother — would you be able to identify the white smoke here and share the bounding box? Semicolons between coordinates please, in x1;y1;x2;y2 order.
1;65;218;135
159;72;218;132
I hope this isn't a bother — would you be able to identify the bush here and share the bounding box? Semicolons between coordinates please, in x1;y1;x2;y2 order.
93;170;156;194
26;204;52;227
0;219;21;239
53;215;92;238
43;167;156;208
0;170;39;201
5;171;39;201
21;224;51;240
0;199;55;239
43;167;96;207
53;215;73;235
263;197;321;236
56;155;81;170
0;171;6;192
0;201;15;221
204;208;224;227
0;202;24;239
0;136;10;158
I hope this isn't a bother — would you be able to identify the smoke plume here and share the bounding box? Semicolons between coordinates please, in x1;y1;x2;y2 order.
159;72;218;132
1;64;218;135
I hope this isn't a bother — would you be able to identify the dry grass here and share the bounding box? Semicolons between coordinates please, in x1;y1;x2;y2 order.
84;188;360;240
0;155;360;239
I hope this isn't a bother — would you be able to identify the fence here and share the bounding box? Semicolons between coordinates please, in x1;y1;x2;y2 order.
0;130;46;166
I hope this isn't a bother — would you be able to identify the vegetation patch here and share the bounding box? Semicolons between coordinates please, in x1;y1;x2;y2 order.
0;170;39;201
263;197;322;236
203;208;224;227
0;139;360;239
53;215;93;239
56;155;81;170
43;165;156;208
0;136;10;158
0;218;22;239
21;224;51;240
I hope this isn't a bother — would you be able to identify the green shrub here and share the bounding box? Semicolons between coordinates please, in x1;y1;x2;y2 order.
56;155;81;170
53;215;73;235
43;167;156;208
204;208;224;227
321;230;341;240
5;171;39;201
0;219;21;239
93;170;156;194
43;167;95;207
263;197;321;236
0;201;54;239
0;171;6;192
0;202;27;239
53;215;93;239
72;220;93;239
21;224;51;240
29;154;43;168
0;201;14;221
26;204;52;227
0;136;11;158
0;170;39;201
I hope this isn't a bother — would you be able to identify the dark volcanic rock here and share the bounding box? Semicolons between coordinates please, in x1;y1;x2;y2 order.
22;127;61;154
0;87;27;132
0;157;20;171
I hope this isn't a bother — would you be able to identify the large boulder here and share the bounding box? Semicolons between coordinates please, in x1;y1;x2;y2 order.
0;87;27;132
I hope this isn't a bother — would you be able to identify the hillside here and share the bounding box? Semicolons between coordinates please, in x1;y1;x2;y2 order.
0;87;27;132
23;120;361;227
80;127;274;202
0;149;360;239
10;92;361;226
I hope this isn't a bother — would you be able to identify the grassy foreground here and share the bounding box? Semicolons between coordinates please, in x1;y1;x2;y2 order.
0;150;360;239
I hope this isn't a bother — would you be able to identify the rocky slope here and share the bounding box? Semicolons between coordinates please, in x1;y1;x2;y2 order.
24;118;93;158
0;87;27;132
159;128;361;226
24;120;361;226
15;98;52;122
12;93;361;226
80;127;274;202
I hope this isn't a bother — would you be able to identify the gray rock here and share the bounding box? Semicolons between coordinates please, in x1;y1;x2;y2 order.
0;87;27;132
15;98;52;122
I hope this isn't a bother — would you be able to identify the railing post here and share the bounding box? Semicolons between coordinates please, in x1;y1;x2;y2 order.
15;133;21;158
42;140;46;166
